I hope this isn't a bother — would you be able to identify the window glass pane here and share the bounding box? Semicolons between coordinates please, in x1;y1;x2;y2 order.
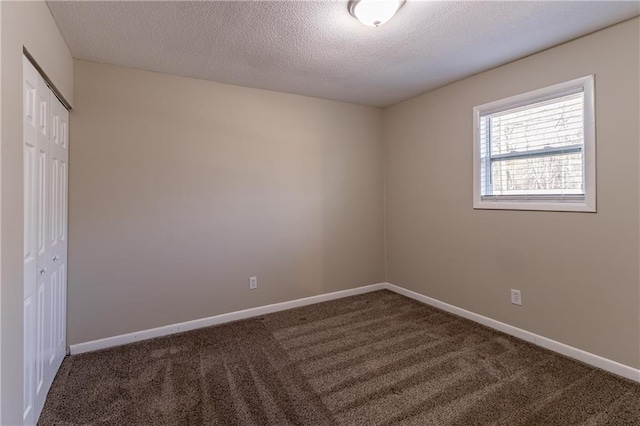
485;92;584;156
490;152;583;196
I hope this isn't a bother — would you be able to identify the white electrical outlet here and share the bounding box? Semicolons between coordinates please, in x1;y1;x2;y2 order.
511;289;522;306
249;276;258;290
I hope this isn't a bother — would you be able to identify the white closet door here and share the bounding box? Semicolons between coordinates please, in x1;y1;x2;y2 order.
23;55;39;426
49;92;68;372
23;55;69;425
34;75;52;418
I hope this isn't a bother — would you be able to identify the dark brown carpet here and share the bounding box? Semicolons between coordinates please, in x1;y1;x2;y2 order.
39;290;640;425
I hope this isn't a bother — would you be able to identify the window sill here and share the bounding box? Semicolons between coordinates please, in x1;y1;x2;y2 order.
473;200;596;213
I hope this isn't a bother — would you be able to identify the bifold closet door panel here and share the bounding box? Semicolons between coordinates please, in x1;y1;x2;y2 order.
23;55;39;426
34;75;52;417
49;93;68;372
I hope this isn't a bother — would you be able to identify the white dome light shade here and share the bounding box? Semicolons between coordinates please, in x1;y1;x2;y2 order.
348;0;405;27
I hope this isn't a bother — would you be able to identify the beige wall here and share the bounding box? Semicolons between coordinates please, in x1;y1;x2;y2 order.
68;60;385;345
1;1;74;424
384;18;640;368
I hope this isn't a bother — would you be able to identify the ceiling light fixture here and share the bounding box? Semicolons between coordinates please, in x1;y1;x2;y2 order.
348;0;405;27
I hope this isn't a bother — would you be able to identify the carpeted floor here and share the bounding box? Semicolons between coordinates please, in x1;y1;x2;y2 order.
40;290;640;425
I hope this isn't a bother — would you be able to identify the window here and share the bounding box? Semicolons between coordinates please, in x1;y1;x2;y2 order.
473;75;595;212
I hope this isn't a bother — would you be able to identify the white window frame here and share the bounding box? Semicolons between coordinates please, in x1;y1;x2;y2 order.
473;75;596;212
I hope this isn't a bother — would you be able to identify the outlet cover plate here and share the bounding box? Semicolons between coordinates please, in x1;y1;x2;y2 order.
511;289;522;306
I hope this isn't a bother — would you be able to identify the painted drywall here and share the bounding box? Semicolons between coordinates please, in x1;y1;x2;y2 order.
384;17;640;369
0;1;74;424
68;60;385;345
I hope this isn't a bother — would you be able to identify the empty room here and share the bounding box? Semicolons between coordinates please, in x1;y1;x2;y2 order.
1;0;640;424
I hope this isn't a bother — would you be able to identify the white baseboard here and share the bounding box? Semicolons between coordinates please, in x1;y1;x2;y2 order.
69;281;639;383
384;283;640;383
69;283;386;355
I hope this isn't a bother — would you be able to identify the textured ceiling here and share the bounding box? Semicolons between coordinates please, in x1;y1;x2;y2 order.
47;1;639;107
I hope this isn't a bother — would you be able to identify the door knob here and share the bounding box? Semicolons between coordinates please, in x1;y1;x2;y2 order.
40;268;47;275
